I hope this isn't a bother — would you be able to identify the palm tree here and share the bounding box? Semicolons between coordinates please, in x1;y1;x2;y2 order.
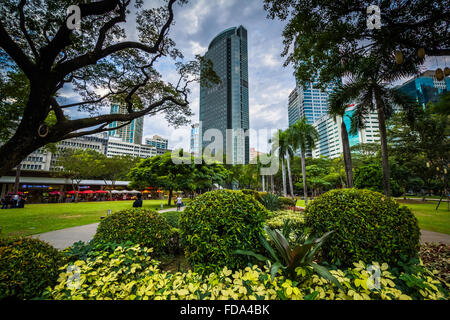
290;117;319;205
272;129;292;197
328;89;355;188
332;54;418;196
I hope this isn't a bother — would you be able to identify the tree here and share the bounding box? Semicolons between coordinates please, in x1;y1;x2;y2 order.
272;129;292;197
263;0;449;89
128;152;229;205
290;117;318;205
328;90;354;188
329;55;418;196
0;0;219;176
97;154;139;200
53;148;104;202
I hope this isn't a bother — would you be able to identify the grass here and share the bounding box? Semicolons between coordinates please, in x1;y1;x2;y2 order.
0;200;175;238
297;198;449;235
397;200;450;235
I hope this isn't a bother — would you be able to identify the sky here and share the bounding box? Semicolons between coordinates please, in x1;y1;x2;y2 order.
59;0;295;152
57;0;448;152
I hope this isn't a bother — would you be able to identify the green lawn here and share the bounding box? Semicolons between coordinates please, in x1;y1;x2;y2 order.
0;200;175;238
297;198;450;235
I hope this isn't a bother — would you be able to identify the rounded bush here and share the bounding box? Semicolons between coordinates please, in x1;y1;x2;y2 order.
94;208;173;255
304;188;420;266
279;197;296;208
160;211;181;228
0;238;66;299
180;189;268;274
240;189;262;202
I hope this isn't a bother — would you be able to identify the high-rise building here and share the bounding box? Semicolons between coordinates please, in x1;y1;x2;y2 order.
311;104;380;159
397;70;450;106
190;123;200;155
199;26;249;164
108;104;144;144
106;136;157;158
145;135;168;150
288;80;338;126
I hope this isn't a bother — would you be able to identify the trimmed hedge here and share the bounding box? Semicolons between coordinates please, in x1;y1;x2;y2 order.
240;189;262;202
304;189;420;267
180;189;268;274
160;210;181;228
0;238;66;300
266;210;305;231
94;208;173;256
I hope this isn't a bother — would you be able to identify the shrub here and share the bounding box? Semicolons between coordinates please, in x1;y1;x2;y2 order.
240;189;262;202
0;237;66;300
266;210;304;231
304;189;420;267
180;189;268;274
45;245;448;300
260;192;281;211
279;197;296;208
160;210;181;228
94;208;173;256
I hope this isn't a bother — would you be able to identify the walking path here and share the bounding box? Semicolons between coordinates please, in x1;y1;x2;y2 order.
32;206;185;250
33;205;449;250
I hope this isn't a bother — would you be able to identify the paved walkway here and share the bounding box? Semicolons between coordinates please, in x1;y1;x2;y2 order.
33;205;449;250
32;207;185;250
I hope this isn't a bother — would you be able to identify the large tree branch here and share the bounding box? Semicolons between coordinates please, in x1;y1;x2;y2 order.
61;119;132;140
18;0;39;59
54;0;177;78
0;20;35;77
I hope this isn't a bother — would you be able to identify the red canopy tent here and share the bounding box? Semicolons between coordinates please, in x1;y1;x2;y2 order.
80;190;95;194
67;190;78;194
7;191;23;195
49;191;63;195
95;190;109;194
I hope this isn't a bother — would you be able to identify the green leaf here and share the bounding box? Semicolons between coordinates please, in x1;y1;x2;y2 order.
233;249;269;262
311;262;344;290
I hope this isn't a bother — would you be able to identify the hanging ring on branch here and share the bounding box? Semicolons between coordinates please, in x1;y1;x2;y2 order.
38;123;49;138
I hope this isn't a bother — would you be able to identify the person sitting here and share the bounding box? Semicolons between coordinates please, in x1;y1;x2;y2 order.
17;196;26;208
132;193;143;208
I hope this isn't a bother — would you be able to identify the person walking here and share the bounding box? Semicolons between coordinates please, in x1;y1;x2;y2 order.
176;195;183;211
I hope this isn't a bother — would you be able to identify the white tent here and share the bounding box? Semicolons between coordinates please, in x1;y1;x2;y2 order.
127;190;141;194
110;190;122;194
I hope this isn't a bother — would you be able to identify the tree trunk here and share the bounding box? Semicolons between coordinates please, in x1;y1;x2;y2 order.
13;163;21;194
301;149;308;205
262;175;265;192
271;175;274;193
168;189;173;206
281;157;287;197
375;96;391;197
341;121;354;188
286;151;294;197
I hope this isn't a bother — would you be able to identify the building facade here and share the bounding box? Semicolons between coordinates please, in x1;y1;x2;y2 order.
106;136;157;158
311;104;380;159
190;123;200;155
288;80;338;126
108;104;144;144
145;135;168;150
397;70;450;106
199;26;249;164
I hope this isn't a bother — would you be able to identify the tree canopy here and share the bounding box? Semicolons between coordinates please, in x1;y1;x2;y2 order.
0;0;219;175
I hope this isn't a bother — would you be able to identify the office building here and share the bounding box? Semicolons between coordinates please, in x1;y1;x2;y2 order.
106;136;157;158
199;26;249;164
397;70;450;106
190;123;200;155
288;80;338;126
145;135;168;150
311;104;380;159
108;104;144;144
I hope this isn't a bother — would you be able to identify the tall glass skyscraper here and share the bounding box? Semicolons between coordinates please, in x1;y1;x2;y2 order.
108;104;144;145
200;26;249;164
288;80;338;126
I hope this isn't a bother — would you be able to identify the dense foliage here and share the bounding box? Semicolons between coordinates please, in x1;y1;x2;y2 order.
45;244;448;300
160;211;181;229
259;192;281;211
0;238;66;300
266;210;304;231
304;189;420;266
94;208;174;256
180;190;268;274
